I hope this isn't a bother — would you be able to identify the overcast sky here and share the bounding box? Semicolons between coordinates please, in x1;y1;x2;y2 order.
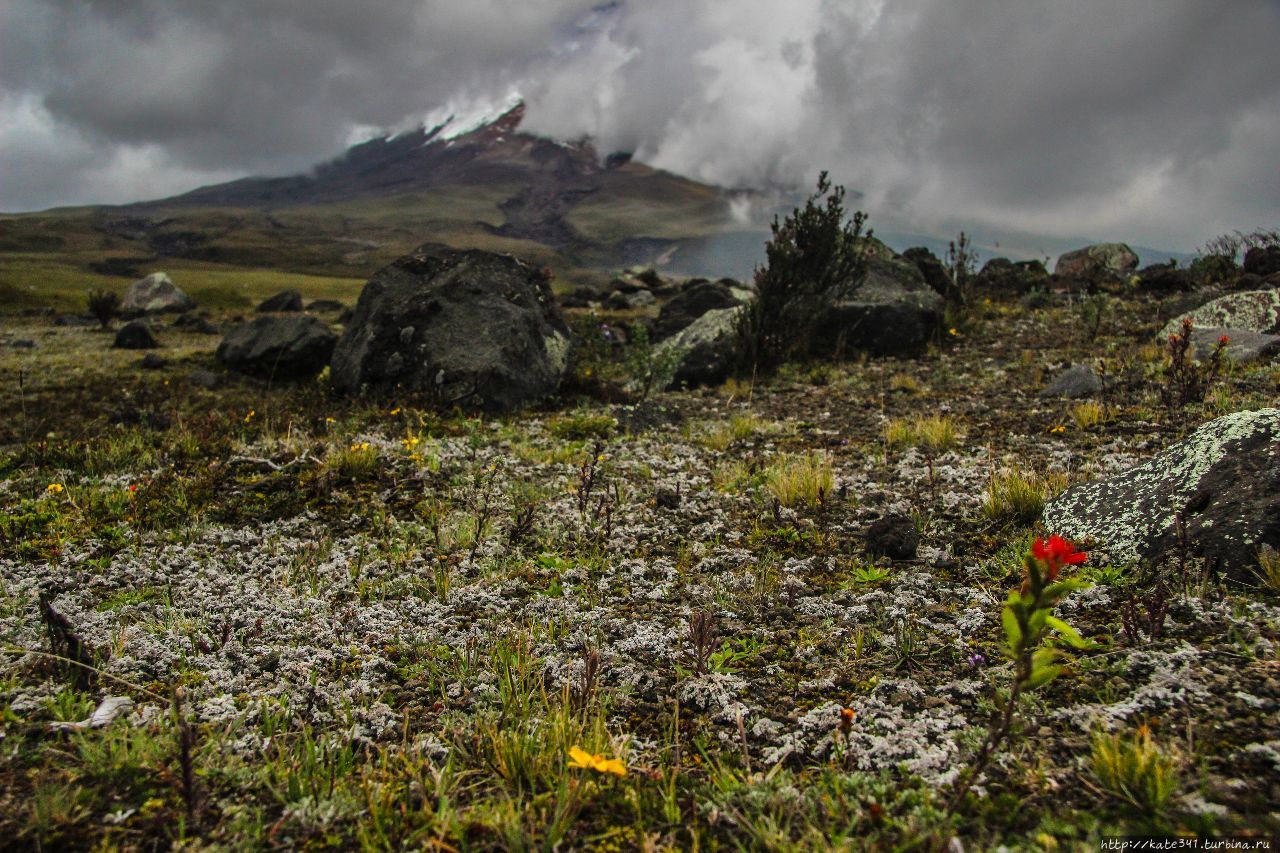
2;0;1277;251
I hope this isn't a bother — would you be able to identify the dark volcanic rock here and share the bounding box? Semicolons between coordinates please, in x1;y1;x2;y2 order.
814;256;944;357
1136;262;1196;293
652;280;746;341
216;315;337;380
172;313;220;334
865;514;920;560
901;247;953;299
113;321;158;350
974;258;1050;297
307;299;345;313
1042;408;1280;584
257;290;304;312
120;272;195;315
330;244;570;413
138;353;168;369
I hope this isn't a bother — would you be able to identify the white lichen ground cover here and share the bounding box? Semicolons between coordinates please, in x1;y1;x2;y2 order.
2;296;1280;848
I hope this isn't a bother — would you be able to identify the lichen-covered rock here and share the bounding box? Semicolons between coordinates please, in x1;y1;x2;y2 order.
330;244;570;413
1160;290;1280;339
1054;243;1139;286
651;280;747;342
656;306;742;388
216;315;337;380
604;289;655;310
1042;409;1280;583
120;272;195;315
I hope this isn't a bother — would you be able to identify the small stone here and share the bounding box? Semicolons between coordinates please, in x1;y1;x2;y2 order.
138;353;167;369
113;320;158;350
256;289;303;313
188;369;221;389
865;513;919;560
1041;364;1103;398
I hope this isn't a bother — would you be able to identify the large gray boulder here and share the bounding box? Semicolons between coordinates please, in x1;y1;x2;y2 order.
1042;408;1280;584
216;315;337;380
120;272;195;315
1188;328;1280;364
1160;290;1280;339
1054;243;1139;287
655;306;743;389
330;245;570;413
813;256;944;357
652;280;749;342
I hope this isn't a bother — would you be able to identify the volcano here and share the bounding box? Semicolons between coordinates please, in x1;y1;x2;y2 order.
107;101;757;276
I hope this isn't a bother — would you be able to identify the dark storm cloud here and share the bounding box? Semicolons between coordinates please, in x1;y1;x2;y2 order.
0;0;596;173
2;0;1277;249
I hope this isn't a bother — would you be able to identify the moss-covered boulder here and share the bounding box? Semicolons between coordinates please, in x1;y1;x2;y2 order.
1160;290;1280;339
1054;243;1139;287
1042;408;1280;583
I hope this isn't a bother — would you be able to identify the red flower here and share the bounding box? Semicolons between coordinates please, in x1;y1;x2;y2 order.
1031;534;1087;580
838;707;855;733
1217;334;1230;345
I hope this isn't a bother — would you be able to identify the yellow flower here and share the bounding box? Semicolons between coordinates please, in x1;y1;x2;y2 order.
390;407;401;416
325;417;336;425
402;435;421;450
567;746;627;776
46;483;65;494
948;327;959;336
1049;424;1067;434
243;410;255;423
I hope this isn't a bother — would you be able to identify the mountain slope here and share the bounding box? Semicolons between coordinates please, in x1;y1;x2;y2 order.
132;102;745;270
0;102;762;310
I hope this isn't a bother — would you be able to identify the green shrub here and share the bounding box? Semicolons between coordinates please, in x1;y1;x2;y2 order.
1187;254;1236;286
85;288;119;328
735;172;870;374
